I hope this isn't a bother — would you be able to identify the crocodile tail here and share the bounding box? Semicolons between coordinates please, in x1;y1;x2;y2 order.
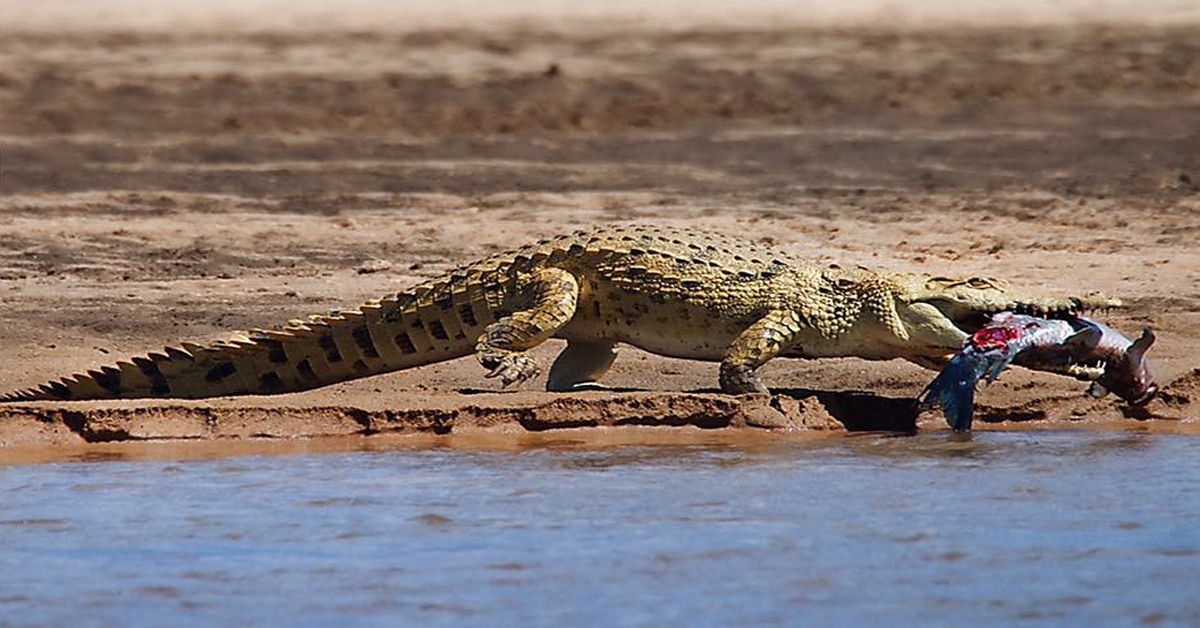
1;294;483;402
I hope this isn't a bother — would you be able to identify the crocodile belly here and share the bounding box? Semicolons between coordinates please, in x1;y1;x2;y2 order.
560;291;743;361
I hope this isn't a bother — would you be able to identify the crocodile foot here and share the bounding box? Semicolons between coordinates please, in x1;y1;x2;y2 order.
478;348;542;388
719;363;770;395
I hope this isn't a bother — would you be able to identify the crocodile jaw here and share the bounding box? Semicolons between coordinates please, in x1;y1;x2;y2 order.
888;272;1120;334
880;273;1123;367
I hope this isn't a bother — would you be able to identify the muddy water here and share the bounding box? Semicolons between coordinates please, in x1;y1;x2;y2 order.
2;432;1199;625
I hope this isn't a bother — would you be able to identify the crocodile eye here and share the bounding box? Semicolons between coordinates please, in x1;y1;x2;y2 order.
925;276;953;289
966;277;994;289
835;278;856;290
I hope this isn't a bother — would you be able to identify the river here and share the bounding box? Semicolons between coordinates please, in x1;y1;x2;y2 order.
2;431;1198;626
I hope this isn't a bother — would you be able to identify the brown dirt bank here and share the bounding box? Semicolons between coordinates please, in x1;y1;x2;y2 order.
0;370;1196;463
2;21;1198;460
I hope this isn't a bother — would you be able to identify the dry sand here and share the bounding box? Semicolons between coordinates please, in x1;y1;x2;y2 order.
1;1;1198;460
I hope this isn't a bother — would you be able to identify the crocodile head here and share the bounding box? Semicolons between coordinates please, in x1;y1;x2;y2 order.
883;273;1122;366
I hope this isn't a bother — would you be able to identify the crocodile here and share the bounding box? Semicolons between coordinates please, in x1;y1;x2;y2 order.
1;224;1120;402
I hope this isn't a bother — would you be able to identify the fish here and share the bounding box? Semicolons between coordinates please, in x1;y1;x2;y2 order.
919;312;1157;431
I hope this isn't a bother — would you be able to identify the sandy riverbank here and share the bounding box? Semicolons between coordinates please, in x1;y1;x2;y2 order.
1;2;1197;459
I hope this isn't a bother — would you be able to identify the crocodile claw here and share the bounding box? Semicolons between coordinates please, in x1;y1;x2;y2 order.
480;350;541;388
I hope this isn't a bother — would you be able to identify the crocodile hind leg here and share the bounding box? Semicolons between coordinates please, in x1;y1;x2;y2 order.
546;340;619;391
476;268;579;387
719;309;806;394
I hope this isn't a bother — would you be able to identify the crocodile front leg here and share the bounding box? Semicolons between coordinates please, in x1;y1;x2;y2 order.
719;309;806;394
476;267;579;387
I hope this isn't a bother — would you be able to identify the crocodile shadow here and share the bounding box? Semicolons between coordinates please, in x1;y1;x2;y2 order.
757;388;920;433
458;386;919;432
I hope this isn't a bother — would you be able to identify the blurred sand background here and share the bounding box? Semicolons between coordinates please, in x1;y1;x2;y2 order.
1;0;1197;456
5;0;1199;31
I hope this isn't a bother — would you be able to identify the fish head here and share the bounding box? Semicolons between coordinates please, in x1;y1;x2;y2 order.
1097;329;1158;406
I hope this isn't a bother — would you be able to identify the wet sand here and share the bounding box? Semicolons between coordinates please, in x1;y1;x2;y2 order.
1;3;1198;458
